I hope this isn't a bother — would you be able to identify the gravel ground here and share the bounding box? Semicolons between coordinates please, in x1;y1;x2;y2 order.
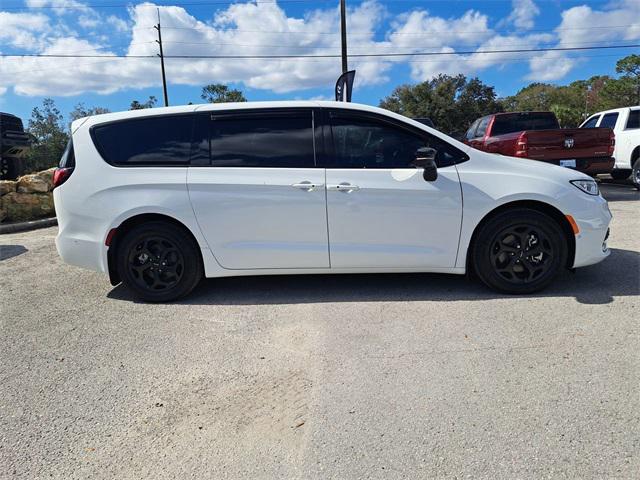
1;183;639;479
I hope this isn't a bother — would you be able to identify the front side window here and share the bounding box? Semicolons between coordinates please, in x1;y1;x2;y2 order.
626;110;639;129
328;113;467;168
600;112;619;129
581;115;600;129
209;112;314;168
92;115;193;166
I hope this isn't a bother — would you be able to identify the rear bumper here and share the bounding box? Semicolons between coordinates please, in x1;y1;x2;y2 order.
549;157;615;175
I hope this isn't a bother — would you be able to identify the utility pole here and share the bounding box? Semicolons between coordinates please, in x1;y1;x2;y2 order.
154;8;169;107
339;0;348;74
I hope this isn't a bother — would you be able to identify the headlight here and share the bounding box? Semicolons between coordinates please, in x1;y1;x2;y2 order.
570;179;599;196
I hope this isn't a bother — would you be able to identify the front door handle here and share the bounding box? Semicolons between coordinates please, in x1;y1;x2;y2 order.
291;181;323;191
327;183;360;192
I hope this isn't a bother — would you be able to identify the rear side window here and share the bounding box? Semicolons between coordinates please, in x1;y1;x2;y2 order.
626;110;639;129
209;112;314;167
600;113;619;129
581;115;600;128
491;113;558;135
92;115;193;166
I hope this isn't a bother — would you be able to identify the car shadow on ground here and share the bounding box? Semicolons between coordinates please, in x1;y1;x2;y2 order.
108;248;639;306
599;181;639;202
0;244;28;261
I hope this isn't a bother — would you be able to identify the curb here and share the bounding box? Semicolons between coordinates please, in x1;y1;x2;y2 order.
0;217;57;235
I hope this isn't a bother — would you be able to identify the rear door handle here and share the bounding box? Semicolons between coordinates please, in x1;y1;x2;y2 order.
327;183;360;192
291;181;323;191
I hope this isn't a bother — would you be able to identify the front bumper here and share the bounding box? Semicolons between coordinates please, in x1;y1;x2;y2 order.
571;196;612;268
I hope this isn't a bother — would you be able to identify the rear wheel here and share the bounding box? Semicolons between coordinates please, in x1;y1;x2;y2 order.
117;221;203;302
632;158;640;190
610;169;631;181
472;209;567;294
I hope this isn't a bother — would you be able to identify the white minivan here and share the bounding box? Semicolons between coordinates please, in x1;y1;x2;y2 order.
53;101;612;301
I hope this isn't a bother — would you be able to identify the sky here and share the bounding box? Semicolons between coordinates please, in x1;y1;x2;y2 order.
0;0;639;122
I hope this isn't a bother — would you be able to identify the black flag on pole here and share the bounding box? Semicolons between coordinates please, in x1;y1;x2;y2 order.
335;70;356;102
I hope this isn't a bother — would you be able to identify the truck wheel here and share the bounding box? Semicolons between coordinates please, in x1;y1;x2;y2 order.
610;169;631;181
472;209;567;294
632;158;640;190
116;221;203;302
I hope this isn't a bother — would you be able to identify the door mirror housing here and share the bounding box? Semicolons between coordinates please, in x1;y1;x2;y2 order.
414;147;438;182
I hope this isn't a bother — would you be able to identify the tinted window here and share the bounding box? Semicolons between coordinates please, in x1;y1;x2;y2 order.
627;110;640;129
209;112;314;168
581;115;600;128
329;114;467;168
600;112;619;129
93;115;193;166
59;139;75;168
491;113;559;135
475;117;491;138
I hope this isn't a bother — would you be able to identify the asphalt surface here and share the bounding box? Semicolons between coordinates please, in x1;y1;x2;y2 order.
1;183;639;479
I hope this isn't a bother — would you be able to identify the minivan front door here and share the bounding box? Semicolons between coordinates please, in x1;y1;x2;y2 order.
188;109;329;270
324;111;463;269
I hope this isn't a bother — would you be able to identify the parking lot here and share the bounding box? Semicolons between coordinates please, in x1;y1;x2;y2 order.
1;182;638;479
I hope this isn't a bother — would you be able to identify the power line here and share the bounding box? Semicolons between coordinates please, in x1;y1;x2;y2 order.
1;43;638;59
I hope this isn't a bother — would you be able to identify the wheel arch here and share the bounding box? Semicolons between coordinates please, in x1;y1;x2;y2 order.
465;200;576;273
106;213;203;286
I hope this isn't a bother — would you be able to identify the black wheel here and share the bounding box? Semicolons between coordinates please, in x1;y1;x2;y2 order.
632;158;640;190
117;221;203;302
610;169;631;181
472;209;567;294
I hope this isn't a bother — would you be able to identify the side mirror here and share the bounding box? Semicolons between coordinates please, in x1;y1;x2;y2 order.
413;147;438;182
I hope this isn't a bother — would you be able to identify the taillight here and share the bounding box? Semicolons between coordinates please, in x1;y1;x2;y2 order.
608;131;615;156
515;132;528;157
52;167;73;189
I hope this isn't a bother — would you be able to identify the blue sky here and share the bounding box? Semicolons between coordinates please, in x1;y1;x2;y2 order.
0;0;638;122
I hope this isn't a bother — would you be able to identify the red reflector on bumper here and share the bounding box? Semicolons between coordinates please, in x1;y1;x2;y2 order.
105;228;117;246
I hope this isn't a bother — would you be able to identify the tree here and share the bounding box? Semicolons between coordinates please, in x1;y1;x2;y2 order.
129;96;157;110
614;54;640;105
24;98;69;172
379;74;502;135
200;84;246;103
69;102;110;123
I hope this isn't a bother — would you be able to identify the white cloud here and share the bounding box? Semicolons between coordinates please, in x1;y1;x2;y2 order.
503;0;540;30
0;0;638;97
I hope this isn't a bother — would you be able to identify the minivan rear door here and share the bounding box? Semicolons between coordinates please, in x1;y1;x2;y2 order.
187;109;330;270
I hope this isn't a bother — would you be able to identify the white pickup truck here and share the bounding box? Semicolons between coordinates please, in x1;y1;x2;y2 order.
580;106;640;188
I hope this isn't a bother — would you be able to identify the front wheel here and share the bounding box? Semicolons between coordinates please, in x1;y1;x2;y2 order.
116;221;203;302
472;209;567;294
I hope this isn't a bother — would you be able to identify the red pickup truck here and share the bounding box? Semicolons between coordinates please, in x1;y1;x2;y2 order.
463;111;615;175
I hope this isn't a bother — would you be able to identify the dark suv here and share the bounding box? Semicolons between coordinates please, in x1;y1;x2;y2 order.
0;113;31;179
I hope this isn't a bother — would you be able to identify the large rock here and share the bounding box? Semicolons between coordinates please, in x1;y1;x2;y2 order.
37;167;57;190
1;192;55;222
0;180;16;196
17;174;50;194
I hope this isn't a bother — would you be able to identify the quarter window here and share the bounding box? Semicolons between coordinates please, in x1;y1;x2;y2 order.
92;115;193;166
475;117;491;138
209;112;314;168
328;113;467;168
599;113;619;129
581;115;600;129
626;110;639;129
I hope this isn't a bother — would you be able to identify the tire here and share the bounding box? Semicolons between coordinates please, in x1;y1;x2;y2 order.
610;169;631;181
116;221;203;302
472;208;567;294
632;158;640;190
